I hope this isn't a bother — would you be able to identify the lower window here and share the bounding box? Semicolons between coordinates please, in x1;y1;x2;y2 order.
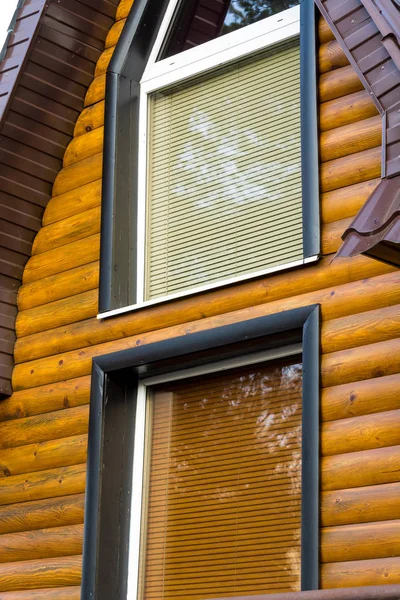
82;306;320;600
138;356;303;599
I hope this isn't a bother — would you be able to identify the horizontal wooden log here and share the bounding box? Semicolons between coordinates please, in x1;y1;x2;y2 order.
22;235;100;284
12;258;395;387
322;373;400;422
322;409;400;456
322;218;352;255
52;153;102;197
43;179;101;226
0;406;89;450
322;445;400;491
0;524;83;563
0;464;86;506
322;304;400;354
0;555;81;592
74;100;104;137
106;18;126;48
116;0;134;20
0;435;87;478
84;74;106;107
33;207;100;256
95;46;114;77
0;494;84;535
321;557;400;589
321;179;380;224
63;127;103;168
321;146;381;193
319;65;364;103
322;482;400;527
320;115;381;163
319;40;349;73
322;338;400;388
318;18;335;43
18;262;99;312
0;377;90;421
16;290;98;338
322;520;400;563
0;586;80;599
320;90;378;132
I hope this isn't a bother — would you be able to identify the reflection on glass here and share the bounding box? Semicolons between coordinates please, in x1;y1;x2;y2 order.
139;358;302;600
161;0;301;59
221;0;300;34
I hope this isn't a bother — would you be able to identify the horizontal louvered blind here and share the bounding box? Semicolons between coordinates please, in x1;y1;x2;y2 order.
140;358;302;600
146;40;302;301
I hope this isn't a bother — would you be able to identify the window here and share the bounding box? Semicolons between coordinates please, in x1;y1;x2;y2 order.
82;305;320;600
99;0;318;315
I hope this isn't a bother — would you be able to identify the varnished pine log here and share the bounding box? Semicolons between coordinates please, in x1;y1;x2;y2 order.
319;65;364;102
321;409;400;456
95;47;114;77
43;180;101;226
322;520;400;563
18;263;99;312
0;586;80;599
0;555;81;592
322;218;352;255
33;207;100;255
322;304;400;354
319;40;349;73
321;179;380;224
322;445;400;491
16;290;98;338
321;557;400;589
74;101;104;137
0;435;87;478
0;406;89;450
84;74;106;107
321;146;381;193
320;90;378;132
318;18;335;44
53;154;102;197
0;377;90;422
322;373;400;422
63;128;103;168
116;0;134;20
22;235;100;284
0;494;84;535
0;524;83;563
106;18;126;48
12;263;395;388
14;258;396;365
0;464;86;506
322;482;400;527
320;115;381;163
322;338;400;388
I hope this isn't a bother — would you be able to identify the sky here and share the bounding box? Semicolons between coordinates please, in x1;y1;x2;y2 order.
0;0;19;52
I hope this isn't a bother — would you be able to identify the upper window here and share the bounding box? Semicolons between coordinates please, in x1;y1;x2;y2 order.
99;0;319;315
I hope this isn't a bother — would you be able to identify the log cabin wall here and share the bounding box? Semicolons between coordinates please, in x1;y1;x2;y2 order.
0;2;398;596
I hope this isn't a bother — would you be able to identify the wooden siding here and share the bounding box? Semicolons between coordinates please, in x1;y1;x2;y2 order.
0;4;399;596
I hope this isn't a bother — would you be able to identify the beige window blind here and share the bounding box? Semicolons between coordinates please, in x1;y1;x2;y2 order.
146;39;302;301
139;357;303;600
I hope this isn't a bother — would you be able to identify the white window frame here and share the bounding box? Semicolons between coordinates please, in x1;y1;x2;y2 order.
126;342;302;600
99;2;317;320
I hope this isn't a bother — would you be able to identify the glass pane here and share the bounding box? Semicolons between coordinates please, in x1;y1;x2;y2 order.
147;42;302;300
222;0;300;34
161;0;300;59
139;357;302;600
